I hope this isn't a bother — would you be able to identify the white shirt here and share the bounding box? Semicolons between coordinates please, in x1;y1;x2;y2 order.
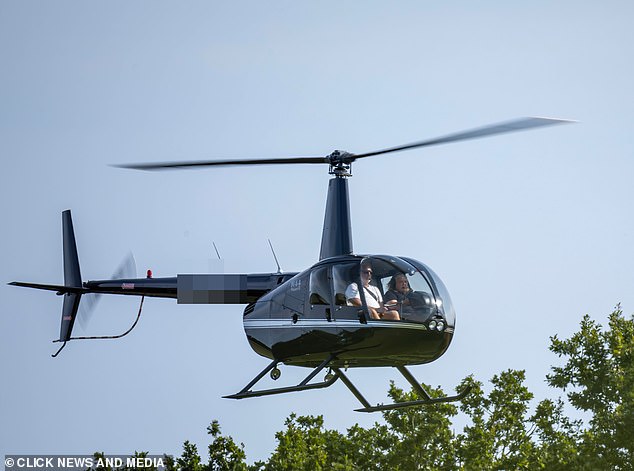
345;283;382;308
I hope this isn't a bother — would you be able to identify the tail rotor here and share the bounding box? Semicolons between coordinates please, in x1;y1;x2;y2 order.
77;252;136;330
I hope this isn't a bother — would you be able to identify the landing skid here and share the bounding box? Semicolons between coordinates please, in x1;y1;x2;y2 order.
353;366;472;412
224;357;472;412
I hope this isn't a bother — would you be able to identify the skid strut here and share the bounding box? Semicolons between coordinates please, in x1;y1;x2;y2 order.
223;354;339;400
224;357;471;412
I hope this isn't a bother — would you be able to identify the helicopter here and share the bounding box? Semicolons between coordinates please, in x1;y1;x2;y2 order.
10;116;573;412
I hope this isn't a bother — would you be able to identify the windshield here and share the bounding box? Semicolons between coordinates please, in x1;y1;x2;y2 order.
400;256;456;328
325;255;455;329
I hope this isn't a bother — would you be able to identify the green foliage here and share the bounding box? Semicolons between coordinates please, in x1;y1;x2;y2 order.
207;420;247;471
146;306;634;470
547;306;634;470
379;382;458;470
177;441;204;471
169;425;248;471
264;414;353;470
345;422;391;470
529;398;580;470
456;371;538;469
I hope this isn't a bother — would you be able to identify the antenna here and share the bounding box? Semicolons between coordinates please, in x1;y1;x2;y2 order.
268;239;282;274
209;242;224;273
212;242;222;260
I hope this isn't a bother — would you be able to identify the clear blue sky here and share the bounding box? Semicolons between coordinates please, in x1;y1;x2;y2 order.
2;1;633;463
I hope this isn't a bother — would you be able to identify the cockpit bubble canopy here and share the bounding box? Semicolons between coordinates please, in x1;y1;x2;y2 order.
332;255;455;327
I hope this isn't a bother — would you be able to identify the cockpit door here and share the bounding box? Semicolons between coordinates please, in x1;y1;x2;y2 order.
307;266;333;321
332;262;366;322
284;273;307;321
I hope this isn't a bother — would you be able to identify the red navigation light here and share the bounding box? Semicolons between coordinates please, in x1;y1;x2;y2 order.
146;269;153;279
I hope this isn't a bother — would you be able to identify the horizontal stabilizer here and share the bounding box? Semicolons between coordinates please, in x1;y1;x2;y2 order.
8;281;86;294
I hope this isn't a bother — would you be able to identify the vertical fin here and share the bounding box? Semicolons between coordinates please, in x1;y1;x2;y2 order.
62;210;82;288
59;210;83;342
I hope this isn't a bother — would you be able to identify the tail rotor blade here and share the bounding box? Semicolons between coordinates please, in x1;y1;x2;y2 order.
77;253;137;330
76;293;99;331
111;252;137;280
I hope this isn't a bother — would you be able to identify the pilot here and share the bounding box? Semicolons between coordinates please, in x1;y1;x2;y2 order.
384;273;414;316
346;262;400;320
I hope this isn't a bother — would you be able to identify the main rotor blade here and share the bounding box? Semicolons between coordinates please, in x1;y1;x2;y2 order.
114;156;327;171
114;117;573;171
352;117;575;160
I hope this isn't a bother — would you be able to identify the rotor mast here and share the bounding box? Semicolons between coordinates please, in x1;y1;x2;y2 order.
319;150;354;260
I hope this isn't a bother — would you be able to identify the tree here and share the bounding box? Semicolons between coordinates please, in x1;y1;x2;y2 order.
207;420;247;471
176;441;204;471
457;371;537;469
528;397;580;470
264;414;353;471
547;306;634;470
378;382;458;470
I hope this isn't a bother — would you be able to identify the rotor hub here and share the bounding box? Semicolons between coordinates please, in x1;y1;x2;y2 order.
327;150;354;177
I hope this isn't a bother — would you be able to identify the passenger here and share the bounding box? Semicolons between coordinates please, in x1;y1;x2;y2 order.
346;263;400;320
384;273;414;316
